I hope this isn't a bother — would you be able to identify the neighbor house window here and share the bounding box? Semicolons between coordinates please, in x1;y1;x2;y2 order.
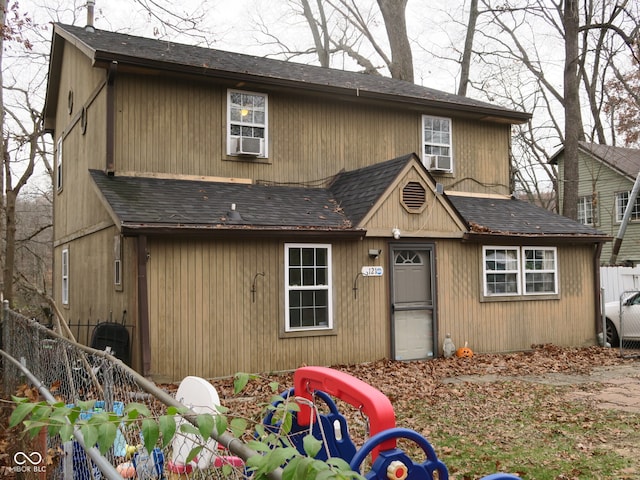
577;195;594;225
61;248;69;305
56;137;63;191
483;246;558;297
422;115;452;172
285;244;332;331
227;89;268;157
615;191;640;223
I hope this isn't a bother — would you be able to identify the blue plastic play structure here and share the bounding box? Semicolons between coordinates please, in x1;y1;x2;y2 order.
266;366;521;480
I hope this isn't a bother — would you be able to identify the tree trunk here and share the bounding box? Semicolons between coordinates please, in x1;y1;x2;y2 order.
562;0;583;220
0;0;6;301
458;0;479;96
301;0;330;67
376;0;413;82
3;188;16;306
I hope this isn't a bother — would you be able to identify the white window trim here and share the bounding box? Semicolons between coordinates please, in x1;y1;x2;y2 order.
227;89;268;158
421;115;453;173
285;243;333;332
56;137;63;191
577;195;594;226
61;248;69;305
615;191;640;223
482;246;520;297
522;247;558;295
483;246;558;298
114;235;122;289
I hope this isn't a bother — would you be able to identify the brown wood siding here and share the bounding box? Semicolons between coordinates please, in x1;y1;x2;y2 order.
114;75;511;193
146;237;390;381
436;241;597;353
52;230;140;370
365;167;464;235
54;43;110;243
449;119;511;195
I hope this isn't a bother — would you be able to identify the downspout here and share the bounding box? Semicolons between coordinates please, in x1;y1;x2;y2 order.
106;61;117;174
137;235;151;376
609;172;640;264
593;241;603;337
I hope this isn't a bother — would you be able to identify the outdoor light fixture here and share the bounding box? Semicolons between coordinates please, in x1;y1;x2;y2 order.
368;249;382;259
392;227;401;240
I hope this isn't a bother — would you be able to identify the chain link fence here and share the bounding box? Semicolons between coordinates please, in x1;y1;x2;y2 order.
1;302;268;480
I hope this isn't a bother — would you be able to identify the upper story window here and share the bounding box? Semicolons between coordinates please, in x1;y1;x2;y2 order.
615;191;640;223
285;244;332;332
422;115;452;173
577;195;594;226
227;89;268;158
56;137;63;191
483;246;558;298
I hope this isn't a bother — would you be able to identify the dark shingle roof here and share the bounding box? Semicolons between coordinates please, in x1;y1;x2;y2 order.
550;142;640;179
448;195;607;237
329;154;414;224
89;170;357;233
578;142;640;178
53;23;530;123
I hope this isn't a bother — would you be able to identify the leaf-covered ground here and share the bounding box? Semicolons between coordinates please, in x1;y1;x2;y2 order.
212;345;640;479
2;345;639;479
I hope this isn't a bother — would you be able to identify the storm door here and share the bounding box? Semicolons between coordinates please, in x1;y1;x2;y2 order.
391;247;435;360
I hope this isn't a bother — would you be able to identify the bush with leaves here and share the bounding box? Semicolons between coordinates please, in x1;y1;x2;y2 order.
10;372;364;480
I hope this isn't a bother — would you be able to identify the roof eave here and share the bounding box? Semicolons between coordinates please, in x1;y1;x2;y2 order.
89;52;530;124
462;232;611;245
120;224;366;239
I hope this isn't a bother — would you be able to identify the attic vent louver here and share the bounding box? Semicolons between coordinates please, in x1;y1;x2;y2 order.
401;181;427;212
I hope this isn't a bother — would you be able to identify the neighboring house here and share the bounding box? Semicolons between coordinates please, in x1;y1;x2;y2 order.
44;23;609;381
552;142;640;265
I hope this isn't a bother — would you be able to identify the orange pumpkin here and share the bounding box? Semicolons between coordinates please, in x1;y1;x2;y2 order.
456;341;473;358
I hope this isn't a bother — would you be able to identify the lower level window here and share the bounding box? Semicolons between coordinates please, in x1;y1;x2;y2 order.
483;246;557;297
285;244;332;331
61;248;69;305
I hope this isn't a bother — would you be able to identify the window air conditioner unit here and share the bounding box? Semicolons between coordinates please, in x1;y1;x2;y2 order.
235;137;262;156
425;154;451;172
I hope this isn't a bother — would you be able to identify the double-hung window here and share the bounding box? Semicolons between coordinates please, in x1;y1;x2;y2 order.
577;195;594;225
422;115;452;172
483;247;520;296
61;248;69;305
615;191;640;223
285;244;332;331
227;89;268;157
483;246;558;297
523;247;557;294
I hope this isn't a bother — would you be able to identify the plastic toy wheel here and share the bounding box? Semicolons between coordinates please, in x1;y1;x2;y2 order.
349;428;448;480
350;428;521;480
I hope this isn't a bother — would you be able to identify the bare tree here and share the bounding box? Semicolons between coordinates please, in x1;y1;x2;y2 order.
605;46;640;147
562;0;582;220
256;0;413;79
458;0;478;96
1;2;52;307
376;0;413;81
462;1;639;214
